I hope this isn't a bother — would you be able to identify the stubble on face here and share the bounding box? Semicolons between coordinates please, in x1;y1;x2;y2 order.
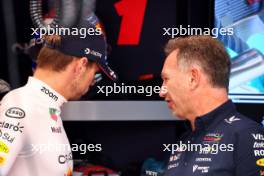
161;50;190;119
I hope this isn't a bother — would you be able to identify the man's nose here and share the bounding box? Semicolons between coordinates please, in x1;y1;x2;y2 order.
159;83;167;98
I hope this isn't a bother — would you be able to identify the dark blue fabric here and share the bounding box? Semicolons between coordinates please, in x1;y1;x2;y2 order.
164;100;264;176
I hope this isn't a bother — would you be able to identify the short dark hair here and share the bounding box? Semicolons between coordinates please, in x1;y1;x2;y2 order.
165;36;231;89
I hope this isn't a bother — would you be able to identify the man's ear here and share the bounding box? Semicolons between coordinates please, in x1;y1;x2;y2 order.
79;57;88;68
73;57;88;75
189;66;200;90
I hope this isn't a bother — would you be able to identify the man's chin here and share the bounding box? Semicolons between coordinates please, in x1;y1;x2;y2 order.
69;97;79;101
172;111;185;120
69;93;83;101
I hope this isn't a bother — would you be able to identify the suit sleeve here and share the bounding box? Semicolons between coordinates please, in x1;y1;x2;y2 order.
0;99;27;175
235;126;264;176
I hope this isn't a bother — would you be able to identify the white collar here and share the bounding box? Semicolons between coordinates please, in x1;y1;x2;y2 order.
27;77;67;107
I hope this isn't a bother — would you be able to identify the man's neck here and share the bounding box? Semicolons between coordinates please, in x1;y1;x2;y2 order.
189;88;229;131
33;68;70;100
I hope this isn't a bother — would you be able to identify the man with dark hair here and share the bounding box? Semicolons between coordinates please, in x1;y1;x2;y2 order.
0;32;117;175
160;36;264;176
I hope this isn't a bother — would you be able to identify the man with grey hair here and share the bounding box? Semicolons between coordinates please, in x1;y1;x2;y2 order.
160;36;264;176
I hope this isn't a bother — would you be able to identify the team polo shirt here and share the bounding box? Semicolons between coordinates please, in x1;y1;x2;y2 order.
165;100;264;176
0;77;73;176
